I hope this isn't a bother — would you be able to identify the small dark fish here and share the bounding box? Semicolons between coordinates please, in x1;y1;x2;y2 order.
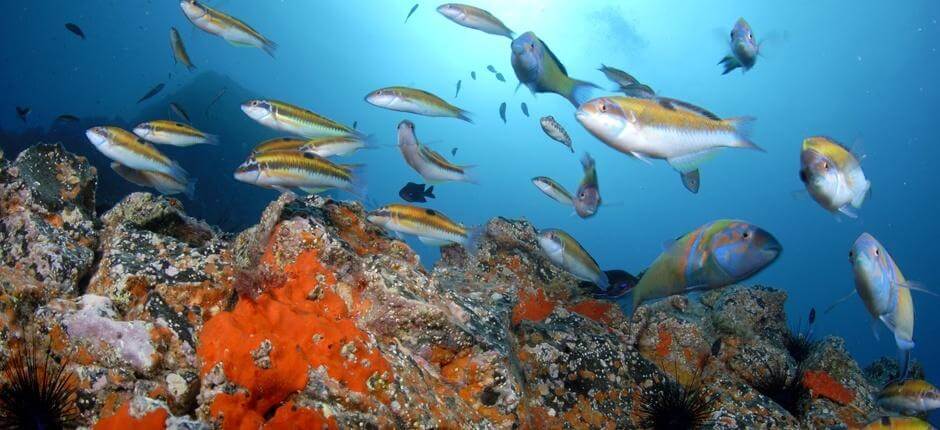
205;87;227;118
169;102;190;123
353;121;358;129
495;72;505;82
455;79;462;98
486;65;496;73
520;102;529;117
680;169;700;194
471;71;476;80
405;3;419;23
399;182;435;203
808;308;816;325
711;338;722;356
65;23;85;39
136;83;165;104
15;106;30;123
54;114;79;123
584;269;638;299
451;147;458;156
498;102;507;123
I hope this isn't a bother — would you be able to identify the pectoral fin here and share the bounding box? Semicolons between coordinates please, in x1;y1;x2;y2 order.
418;236;452;246
894;280;936;296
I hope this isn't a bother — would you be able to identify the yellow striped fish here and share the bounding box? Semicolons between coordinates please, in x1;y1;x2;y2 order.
111;162;195;199
134;120;218;146
576;96;760;193
169;27;195;71
877;379;940;415
397;120;474;183
537;228;608;290
532;176;573;206
252;136;371;158
861;416;935;430
366;87;472;122
366;203;481;248
233;150;364;196
241;99;361;139
86;126;188;181
180;0;276;57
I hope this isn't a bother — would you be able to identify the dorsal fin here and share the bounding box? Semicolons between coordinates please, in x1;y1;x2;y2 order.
657;97;721;121
539;37;569;76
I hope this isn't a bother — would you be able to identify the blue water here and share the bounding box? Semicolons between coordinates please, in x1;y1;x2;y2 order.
4;0;939;414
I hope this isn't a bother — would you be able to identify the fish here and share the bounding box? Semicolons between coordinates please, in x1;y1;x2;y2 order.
719;18;759;75
242;99;362;139
520;102;529;117
849;233;929;379
170;27;196;71
799;136;870;218
471;71;477;80
499;102;507;123
585;270;639;300
861;416;935;430
573;153;601;218
405;3;419;23
137;83;165;104
367;203;481;249
233;150;365;196
531;176;573;206
437;4;514;39
486;65;497;73
366;87;472;122
710;338;722;357
631;220;782;311
169;102;191;123
399;182;435;203
877;379;940;415
205;87;227;118
576;96;760;193
15;106;30;123
133;120;218;146
537;229;609;290
511;31;598;106
111;162;195;199
451;147;458;156
455;80;461;98
180;0;277;57
495;73;506;82
353;121;358;129
54;114;79;123
85;126;188;181
397;120;474;183
252;136;371;158
65;23;85;39
540;116;573;153
598;64;655;98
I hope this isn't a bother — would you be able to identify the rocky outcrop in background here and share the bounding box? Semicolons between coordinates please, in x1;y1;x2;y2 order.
0;144;905;428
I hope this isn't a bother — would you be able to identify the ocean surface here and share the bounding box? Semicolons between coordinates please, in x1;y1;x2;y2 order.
3;0;939;419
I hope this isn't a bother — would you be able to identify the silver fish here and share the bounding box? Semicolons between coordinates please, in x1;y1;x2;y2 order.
539;116;572;153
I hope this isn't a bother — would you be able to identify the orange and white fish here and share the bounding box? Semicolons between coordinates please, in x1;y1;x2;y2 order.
367;203;481;249
877;379;940;415
234;150;364;196
86;126;188;181
133;120;217;146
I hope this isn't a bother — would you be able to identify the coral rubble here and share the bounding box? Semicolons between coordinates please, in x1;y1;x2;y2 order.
0;145;896;428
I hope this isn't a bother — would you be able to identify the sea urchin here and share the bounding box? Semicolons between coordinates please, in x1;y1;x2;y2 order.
636;373;718;429
0;341;81;430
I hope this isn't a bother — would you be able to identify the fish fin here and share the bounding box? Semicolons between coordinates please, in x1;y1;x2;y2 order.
824;289;857;314
871;319;881;341
541;40;569;76
579;152;595;170
723;116;763;151
656;97;721;121
895;280;936;297
567;78;599;107
462;225;486;256
344;165;367;198
262;39;278;58
893;330;915;351
594;271;610;292
203;133;220;145
186;63;197;72
167;160;189;182
457;109;474;123
837;205;859;219
719;55;741;74
680;169;701;194
425;185;435;199
299;187;328;194
620;84;656;99
392;231;405;240
184;178;196;199
271;185;293;194
630;151;653;164
667;150;719;173
850;181;871;208
417;236;452;246
897;348;912;381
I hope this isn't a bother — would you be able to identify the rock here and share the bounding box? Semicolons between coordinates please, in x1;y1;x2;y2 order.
0;143;97;296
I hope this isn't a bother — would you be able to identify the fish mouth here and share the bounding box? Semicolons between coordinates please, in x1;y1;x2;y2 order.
85;128;106;146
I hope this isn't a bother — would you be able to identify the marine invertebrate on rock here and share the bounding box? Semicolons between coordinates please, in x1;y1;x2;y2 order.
783;308;818;365
750;362;808;417
511;288;555;325
802;370;854;405
636;365;718;429
0;340;81;430
93;401;168;430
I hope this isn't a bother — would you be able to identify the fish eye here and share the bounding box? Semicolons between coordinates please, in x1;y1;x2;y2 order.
822;162;829;169
529;43;535;49
743;231;750;239
425;209;437;216
849;250;854;258
799;170;808;182
599;103;607;112
874;248;880;256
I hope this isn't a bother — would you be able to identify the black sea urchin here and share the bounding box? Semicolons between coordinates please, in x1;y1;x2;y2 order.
636;372;718;429
0;341;81;430
783;308;819;365
751;362;808;418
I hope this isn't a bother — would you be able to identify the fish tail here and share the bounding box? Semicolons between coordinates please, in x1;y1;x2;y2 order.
345;165;367;198
167;160;189;182
262;39;278;58
719;55;741;74
566;78;599;107
463;225;487;256
456;109;474;123
203;133;220;145
595;271;610;292
186;63;197;72
897;347;913;381
184;178;197;200
424;185;435;199
724;116;763;151
580;152;595;171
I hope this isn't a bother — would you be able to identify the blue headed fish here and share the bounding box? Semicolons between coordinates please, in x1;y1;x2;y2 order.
511;31;598;107
632;220;782;311
849;233;930;378
719;18;759;74
800;136;870;218
574;153;600;218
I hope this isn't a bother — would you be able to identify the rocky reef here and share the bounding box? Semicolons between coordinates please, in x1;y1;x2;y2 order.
0;144;903;428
